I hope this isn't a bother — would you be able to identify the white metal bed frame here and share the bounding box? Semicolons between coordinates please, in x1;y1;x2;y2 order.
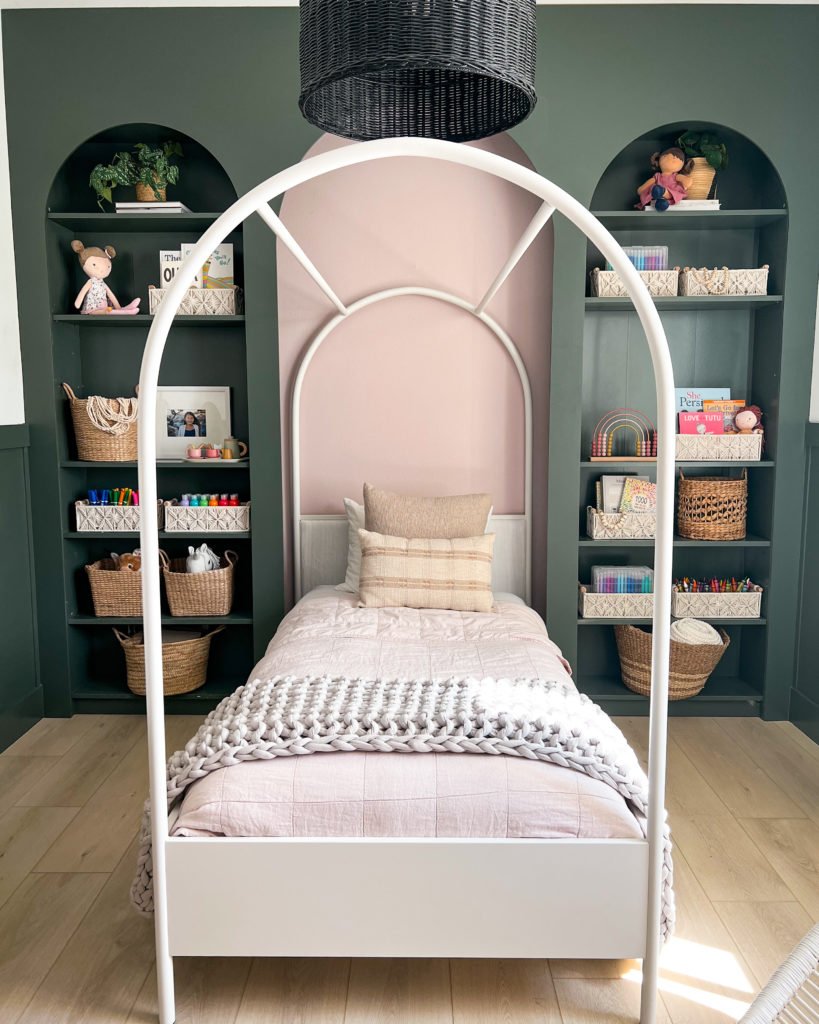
137;138;675;1024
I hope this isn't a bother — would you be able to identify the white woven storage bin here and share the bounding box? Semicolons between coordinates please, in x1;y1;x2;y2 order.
590;268;679;298
164;500;251;533
148;286;244;315
671;587;762;619
586;507;657;540
578;584;654;619
675;433;763;461
75;499;163;532
679;266;769;296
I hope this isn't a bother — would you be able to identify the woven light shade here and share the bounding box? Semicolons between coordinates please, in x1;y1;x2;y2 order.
299;0;537;143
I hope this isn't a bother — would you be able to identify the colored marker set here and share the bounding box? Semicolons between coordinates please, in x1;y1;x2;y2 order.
606;245;669;272
592;565;654;594
179;494;240;507
87;488;138;506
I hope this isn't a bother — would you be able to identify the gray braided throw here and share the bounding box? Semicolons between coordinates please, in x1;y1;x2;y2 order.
130;674;675;939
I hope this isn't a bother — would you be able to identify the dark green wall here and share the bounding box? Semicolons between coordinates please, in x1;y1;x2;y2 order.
793;423;819;743
3;6;818;724
0;425;41;749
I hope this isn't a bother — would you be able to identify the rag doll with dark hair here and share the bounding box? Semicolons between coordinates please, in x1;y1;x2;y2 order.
636;147;695;211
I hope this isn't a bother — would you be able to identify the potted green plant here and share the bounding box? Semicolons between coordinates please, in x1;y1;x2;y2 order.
89;141;183;209
675;130;729;200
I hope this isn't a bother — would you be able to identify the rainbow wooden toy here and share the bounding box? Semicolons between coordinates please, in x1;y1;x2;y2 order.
591;408;658;461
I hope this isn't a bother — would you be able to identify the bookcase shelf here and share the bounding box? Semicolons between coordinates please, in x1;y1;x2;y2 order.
53;314;245;325
48;212;230;233
564;121;788;718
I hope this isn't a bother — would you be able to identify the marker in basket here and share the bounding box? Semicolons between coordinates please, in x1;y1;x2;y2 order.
132;490;139;506
87;489;100;505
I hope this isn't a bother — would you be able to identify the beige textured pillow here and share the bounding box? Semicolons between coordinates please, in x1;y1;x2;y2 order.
363;483;492;539
357;529;495;613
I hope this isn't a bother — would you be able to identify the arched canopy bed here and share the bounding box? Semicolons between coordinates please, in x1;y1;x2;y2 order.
136;138;675;1024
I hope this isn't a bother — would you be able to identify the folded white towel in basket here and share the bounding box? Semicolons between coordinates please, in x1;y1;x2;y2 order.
671;617;723;645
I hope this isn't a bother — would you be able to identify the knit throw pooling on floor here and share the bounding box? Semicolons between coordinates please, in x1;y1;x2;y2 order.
130;674;675;938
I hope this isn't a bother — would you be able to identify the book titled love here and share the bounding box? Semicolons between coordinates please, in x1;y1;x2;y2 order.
679;411;725;435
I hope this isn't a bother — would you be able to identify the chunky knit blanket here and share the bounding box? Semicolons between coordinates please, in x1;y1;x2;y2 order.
131;674;674;938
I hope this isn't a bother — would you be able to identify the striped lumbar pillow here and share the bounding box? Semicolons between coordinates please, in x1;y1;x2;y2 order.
357;529;495;613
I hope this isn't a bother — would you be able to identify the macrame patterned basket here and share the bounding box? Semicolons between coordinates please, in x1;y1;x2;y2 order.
578;584;654;619
671;586;762;619
675;433;763;462
614;623;730;700
148;286;243;316
85;558;145;616
62;382;138;461
677;470;747;541
160;549;237;616
163;501;251;533
590;268;679;298
75;500;164;533
586;507;657;540
113;626;224;696
679;266;769;296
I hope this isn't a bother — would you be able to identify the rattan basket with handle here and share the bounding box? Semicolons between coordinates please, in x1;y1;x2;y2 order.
614;623;730;699
113;626;224;696
62;382;138;461
677;469;747;541
160;550;237;617
85;557;145;616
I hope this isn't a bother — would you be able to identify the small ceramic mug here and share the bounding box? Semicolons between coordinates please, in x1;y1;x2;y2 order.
222;437;248;459
186;445;202;459
204;447;221;459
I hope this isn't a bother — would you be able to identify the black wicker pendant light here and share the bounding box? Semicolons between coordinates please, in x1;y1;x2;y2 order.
298;0;537;143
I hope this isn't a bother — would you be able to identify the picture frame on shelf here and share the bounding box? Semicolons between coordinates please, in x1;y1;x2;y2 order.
156;386;230;459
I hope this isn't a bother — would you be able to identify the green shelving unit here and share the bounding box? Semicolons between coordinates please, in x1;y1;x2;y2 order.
565;122;788;717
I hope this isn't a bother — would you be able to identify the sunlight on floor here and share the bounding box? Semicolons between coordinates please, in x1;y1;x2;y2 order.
622;938;756;1020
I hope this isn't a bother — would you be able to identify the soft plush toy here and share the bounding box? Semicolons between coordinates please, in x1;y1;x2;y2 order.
72;240;141;315
111;550;142;571
635;147;695;212
734;405;764;435
185;543;220;574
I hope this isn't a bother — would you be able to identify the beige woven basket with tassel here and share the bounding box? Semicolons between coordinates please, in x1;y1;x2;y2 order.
62;382;138;461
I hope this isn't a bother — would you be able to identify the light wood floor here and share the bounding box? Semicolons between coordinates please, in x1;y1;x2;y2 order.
0;715;816;1023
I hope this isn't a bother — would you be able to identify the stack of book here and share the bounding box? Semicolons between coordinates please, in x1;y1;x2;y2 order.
115;201;191;214
643;198;721;213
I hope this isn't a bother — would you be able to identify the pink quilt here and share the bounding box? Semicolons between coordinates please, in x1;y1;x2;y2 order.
172;590;641;842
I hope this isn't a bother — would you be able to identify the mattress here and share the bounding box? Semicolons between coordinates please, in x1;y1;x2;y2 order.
172;589;642;841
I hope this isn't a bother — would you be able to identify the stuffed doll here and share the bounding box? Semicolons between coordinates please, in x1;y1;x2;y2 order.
635;147;695;212
71;240;140;315
734;405;764;435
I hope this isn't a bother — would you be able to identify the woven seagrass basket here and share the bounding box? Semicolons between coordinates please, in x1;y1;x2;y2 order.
113;626;224;696
614;623;730;700
62;382;138;461
677;470;747;541
160;550;237;617
85;558;144;616
686;157;717;200
135;180;166;202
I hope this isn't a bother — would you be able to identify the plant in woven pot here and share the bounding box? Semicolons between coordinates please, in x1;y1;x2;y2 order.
89;141;183;209
675;130;729;200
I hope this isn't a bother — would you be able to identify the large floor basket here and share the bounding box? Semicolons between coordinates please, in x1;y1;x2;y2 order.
114;626;224;695
614;623;730;700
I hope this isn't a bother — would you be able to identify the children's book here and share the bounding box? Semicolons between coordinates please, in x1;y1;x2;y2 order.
159;250;182;287
675;387;731;416
600;474;649;513
703;398;745;432
179;243;234;289
679;411;725;435
619;478;657;513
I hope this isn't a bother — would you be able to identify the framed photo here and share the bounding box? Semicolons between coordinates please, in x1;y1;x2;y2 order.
155;386;231;459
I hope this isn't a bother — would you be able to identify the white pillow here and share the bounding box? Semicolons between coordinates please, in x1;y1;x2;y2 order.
338;498;493;595
335;498;365;593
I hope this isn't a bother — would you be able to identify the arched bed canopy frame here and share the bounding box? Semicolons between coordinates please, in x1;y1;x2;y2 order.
138;138;675;1024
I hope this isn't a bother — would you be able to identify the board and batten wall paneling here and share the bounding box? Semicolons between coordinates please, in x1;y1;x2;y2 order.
0;425;41;750
793;422;819;743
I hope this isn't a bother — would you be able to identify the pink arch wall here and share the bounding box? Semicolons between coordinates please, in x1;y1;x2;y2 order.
278;133;553;612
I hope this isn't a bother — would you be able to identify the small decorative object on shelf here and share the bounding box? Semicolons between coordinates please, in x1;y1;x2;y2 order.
89;140;183;209
635;146;694;212
677;470;748;541
161;549;237;617
221;438;248;460
71;241;140;315
675;129;729;200
679;265;769;296
75;498;163;533
185;543;220;573
614;621;730;700
164;499;251;533
591;409;657;461
62;382;139;462
671;577;763;618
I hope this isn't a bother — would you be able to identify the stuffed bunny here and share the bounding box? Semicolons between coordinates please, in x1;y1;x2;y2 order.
185;543;220;574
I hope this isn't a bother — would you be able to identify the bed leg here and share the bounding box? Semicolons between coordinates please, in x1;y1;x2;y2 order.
639;944;659;1024
156;948;175;1024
